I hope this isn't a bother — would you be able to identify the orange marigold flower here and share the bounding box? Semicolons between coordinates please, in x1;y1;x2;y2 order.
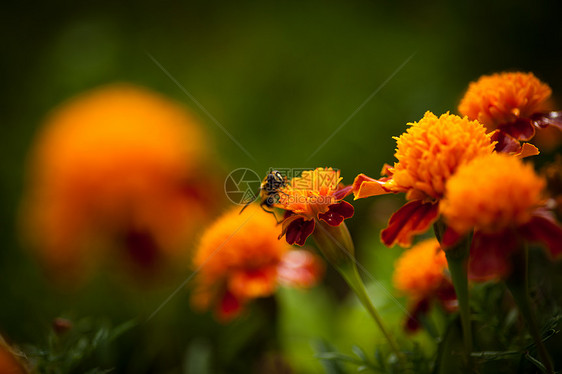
458;71;562;151
191;204;323;322
353;111;494;247
393;238;456;332
276;168;353;246
394;238;448;299
21;83;219;283
440;153;562;280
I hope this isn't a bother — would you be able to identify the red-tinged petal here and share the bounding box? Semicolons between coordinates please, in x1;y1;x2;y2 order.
531;111;562;130
468;230;518;281
277;249;324;288
381;200;439;247
318;201;354;226
281;216;315;246
519;214;562;258
489;130;540;157
500;118;536;141
352;174;390;199
490;130;522;154
333;184;353;200
217;290;243;322
278;214;302;240
440;226;463;248
435;280;458;312
405;298;430;333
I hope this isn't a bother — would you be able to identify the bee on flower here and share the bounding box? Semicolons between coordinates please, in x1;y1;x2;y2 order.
274;168;353;246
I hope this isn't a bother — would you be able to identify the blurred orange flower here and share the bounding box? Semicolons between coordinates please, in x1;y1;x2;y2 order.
440;153;562;280
275;168;353;246
458;71;562;153
393;238;456;332
191;204;323;322
21;83;220;282
0;337;28;374
353;112;494;247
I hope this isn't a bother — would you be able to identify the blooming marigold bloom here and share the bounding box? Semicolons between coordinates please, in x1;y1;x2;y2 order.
276;168;353;247
440;153;562;280
21;83;219;282
458;72;562;152
353;111;494;247
191;205;323;322
393;238;456;332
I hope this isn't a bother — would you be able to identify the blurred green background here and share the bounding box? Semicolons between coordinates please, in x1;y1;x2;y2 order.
2;1;562;373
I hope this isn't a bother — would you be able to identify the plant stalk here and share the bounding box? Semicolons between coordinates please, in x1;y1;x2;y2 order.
505;246;554;374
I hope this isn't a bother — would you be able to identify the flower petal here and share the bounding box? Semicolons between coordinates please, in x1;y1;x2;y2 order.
318;201;354;226
381;200;439;247
490;130;522;154
501;118;536;141
405;298;430;333
229;267;278;299
280;216;315;246
352;173;391;199
489;130;540;158
516;143;540;158
519;213;562;258
468;230;518;281
440;226;463;248
531;110;562;130
333;184;353;200
277;249;324;288
217;290;243;322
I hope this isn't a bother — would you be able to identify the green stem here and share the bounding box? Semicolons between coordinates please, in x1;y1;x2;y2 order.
445;248;473;361
434;221;473;367
340;262;403;361
313;221;405;366
505;246;554;374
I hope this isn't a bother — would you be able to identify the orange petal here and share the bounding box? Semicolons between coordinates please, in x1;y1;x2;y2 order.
516;143;540;158
381;200;439;247
352;174;390;199
229;267;278;299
